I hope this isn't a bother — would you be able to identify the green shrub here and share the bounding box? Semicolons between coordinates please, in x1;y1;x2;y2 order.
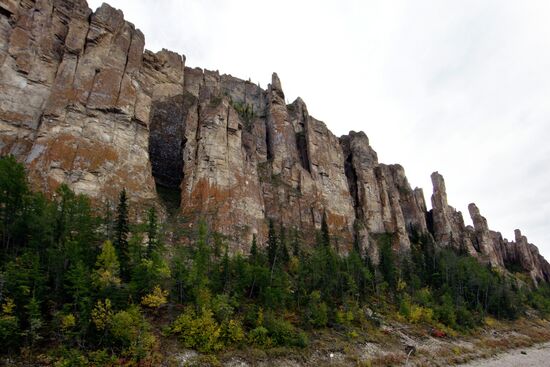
220;319;245;346
264;314;308;348
435;294;456;328
109;306;157;361
248;326;272;347
305;290;328;328
87;349;117;366
171;307;223;352
0;314;19;351
52;348;89;367
399;298;411;320
211;294;235;322
334;304;355;327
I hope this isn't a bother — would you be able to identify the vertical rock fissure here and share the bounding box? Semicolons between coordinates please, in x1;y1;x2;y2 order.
344;151;361;219
148;95;186;212
296;129;311;173
85;68;100;107
265;119;273;161
115;29;133;106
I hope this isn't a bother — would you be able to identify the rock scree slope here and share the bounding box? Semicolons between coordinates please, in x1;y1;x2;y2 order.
0;0;548;283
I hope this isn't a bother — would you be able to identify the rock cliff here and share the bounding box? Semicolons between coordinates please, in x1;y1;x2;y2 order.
1;0;548;282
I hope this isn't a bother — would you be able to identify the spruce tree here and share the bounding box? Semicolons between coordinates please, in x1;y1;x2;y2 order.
379;235;397;289
146;207;158;258
267;219;278;269
220;245;230;292
321;213;330;248
250;234;258;262
291;227;302;257
93;240;121;289
0;155;27;252
279;224;290;266
115;189;130;281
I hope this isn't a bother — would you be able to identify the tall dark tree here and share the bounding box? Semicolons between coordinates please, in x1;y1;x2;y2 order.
102;200;115;241
146;207;158;258
0;155;28;252
250;234;258;262
352;223;363;255
321;213;330;248
220;245;230;292
379;234;397;288
267;219;278;269
291;227;302;257
279;224;290;266
115;189;130;280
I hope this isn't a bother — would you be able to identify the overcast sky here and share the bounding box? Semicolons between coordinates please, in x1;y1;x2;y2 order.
88;0;550;259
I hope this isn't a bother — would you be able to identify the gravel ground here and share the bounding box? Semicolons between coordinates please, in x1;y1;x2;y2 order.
458;342;550;367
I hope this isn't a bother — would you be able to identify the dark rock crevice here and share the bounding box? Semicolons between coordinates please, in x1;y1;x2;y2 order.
0;5;13;18
426;210;434;238
344;151;361;219
265;119;273;161
295;130;310;173
148;95;187;210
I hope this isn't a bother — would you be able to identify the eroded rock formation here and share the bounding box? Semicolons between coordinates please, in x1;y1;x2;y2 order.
1;0;548;281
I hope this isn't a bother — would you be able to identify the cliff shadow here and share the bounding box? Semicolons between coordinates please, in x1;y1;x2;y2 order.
148;95;187;214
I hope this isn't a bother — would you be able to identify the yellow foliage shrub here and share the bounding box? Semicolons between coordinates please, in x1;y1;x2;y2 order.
1;298;15;315
141;286;168;309
61;314;76;331
91;299;113;331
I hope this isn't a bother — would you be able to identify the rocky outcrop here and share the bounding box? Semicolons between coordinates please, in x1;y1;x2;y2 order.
0;0;548;279
468;203;505;267
0;0;156;214
429;173;478;257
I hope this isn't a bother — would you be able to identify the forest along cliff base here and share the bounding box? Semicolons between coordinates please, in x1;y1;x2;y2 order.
0;0;548;280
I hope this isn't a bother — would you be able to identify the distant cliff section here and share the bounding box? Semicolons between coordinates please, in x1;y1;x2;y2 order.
1;0;548;283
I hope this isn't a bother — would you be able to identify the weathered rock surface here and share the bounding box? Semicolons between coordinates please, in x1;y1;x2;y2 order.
0;0;548;279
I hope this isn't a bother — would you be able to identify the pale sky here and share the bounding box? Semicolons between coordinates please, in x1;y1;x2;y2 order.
88;0;550;259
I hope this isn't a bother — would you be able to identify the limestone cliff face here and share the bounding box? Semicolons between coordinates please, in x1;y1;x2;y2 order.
1;0;548;280
0;0;156;213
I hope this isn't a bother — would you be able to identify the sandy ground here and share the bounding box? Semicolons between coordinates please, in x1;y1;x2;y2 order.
459;342;550;367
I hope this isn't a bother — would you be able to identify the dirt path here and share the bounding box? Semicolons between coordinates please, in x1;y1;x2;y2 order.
458;342;550;366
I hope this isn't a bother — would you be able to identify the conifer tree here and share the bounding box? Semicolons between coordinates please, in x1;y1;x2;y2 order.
92;240;121;289
379;235;397;289
220;245;230;292
267;219;278;269
115;189;130;280
146;207;158;258
250;234;258;262
102;200;115;241
279;224;290;266
0;155;27;252
321;213;330;248
291;227;302;258
190;220;210;293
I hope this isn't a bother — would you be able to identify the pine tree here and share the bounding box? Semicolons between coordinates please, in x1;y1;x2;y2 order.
115;189;130;281
267;219;278;269
250;234;258;262
146;207;158;258
291;227;302;258
321;213;330;248
220;245;230;292
352;225;362;256
278;224;290;266
190;220;210;292
379;234;397;289
0;156;27;252
93;240;121;289
102;200;115;241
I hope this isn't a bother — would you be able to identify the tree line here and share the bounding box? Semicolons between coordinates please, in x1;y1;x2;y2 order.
0;155;549;365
